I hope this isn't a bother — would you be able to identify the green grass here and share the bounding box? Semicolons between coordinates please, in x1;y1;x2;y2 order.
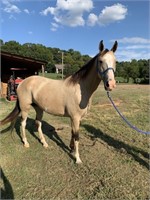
39;72;63;79
0;84;149;199
115;77;134;83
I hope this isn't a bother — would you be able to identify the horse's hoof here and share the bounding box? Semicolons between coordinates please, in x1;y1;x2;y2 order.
76;159;82;164
24;143;30;148
43;143;48;148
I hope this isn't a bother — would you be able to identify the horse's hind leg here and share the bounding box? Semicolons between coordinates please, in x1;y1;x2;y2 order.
21;111;30;147
33;105;48;148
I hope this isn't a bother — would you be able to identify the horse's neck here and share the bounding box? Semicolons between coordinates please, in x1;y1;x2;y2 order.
81;59;101;98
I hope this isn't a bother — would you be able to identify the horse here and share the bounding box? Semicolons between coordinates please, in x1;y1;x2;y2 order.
0;40;118;163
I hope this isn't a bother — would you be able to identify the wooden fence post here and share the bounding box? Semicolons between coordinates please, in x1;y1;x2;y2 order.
41;65;45;77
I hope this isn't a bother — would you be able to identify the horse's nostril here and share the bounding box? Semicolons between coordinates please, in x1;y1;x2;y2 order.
106;81;109;88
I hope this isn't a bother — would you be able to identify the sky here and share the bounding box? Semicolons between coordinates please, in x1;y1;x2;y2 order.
0;0;150;61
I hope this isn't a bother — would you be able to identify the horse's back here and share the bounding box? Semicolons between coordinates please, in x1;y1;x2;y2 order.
17;76;49;94
18;75;63;95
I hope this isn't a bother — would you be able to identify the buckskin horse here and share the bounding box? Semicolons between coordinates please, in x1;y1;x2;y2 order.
0;40;118;163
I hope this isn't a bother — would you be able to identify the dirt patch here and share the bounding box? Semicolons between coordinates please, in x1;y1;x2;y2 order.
95;99;122;108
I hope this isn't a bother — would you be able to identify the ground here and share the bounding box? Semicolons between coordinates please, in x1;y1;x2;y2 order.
0;84;149;199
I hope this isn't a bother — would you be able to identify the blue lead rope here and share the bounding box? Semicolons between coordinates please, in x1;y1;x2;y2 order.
107;91;150;135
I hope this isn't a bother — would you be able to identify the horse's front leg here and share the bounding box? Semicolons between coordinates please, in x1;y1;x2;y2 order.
70;117;82;164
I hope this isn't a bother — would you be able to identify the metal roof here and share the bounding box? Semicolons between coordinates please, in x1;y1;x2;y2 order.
1;50;47;70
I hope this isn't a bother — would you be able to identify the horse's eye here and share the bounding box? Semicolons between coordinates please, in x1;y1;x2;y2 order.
99;60;103;64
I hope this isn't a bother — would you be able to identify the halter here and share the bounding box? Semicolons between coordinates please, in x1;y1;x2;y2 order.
96;56;115;79
97;67;115;78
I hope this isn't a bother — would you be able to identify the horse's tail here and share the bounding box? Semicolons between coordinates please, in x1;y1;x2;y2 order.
0;99;20;126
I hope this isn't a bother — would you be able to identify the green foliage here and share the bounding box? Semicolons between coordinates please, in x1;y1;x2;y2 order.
2;40;22;54
1;39;149;83
116;59;149;83
46;62;56;73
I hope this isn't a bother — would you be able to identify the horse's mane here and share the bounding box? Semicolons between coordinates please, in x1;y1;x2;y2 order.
69;49;109;84
69;55;97;84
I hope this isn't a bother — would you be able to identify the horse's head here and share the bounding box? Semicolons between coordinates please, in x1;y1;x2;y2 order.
97;40;118;91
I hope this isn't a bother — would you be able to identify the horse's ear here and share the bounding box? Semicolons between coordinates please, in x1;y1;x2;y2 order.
111;41;118;52
99;40;104;52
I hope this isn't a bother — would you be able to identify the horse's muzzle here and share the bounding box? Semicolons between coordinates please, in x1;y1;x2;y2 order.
105;79;116;91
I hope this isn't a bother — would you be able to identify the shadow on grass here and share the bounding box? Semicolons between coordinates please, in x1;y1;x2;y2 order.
1;168;14;199
82;124;149;170
14;117;75;162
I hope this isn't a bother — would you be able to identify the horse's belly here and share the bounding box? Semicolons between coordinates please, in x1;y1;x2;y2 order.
35;95;66;116
43;104;65;116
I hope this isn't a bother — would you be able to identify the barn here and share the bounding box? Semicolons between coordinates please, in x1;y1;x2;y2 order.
1;51;47;100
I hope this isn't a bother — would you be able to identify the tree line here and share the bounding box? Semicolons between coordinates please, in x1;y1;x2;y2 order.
1;39;149;83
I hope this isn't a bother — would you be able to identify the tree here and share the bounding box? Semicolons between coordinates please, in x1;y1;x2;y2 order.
46;62;55;73
0;39;4;47
21;43;53;62
1;40;22;54
138;59;149;83
121;61;131;82
130;59;140;83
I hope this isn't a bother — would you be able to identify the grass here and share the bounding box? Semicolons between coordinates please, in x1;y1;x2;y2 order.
39;72;63;79
0;84;149;200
